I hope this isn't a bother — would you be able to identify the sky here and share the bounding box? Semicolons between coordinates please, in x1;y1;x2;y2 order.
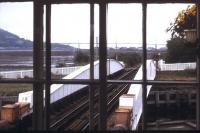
0;2;193;49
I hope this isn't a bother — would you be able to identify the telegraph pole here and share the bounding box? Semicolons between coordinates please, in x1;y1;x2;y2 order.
115;42;118;60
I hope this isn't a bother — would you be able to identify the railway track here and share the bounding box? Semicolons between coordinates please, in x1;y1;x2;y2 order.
49;67;138;130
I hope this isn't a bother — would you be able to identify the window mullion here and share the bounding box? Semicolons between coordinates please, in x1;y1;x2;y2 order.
89;3;95;130
44;3;51;130
99;2;107;130
33;0;45;129
142;1;147;130
196;1;200;130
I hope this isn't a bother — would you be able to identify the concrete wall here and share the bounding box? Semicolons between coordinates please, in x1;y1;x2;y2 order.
118;60;156;130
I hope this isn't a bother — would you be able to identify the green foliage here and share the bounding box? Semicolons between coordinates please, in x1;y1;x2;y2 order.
165;37;196;63
118;53;141;67
167;5;196;38
166;5;197;63
74;51;89;65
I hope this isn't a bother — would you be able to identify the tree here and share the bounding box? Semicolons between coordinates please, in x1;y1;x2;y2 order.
165;37;196;63
165;5;197;63
117;53;141;67
167;5;196;38
74;51;89;65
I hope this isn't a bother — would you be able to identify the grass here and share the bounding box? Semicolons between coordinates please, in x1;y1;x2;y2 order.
0;84;32;96
0;71;66;96
0;70;196;95
0;74;64;96
156;69;196;80
153;69;196;91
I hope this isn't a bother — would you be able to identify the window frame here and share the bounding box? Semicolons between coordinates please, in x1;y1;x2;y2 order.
0;0;199;130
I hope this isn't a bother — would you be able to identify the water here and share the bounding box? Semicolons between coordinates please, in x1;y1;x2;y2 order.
0;50;74;71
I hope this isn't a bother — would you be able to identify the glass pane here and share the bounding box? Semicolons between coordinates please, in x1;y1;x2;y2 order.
49;83;91;130
0;83;33;129
107;4;142;75
147;4;196;81
147;84;196;130
0;2;33;79
51;4;90;79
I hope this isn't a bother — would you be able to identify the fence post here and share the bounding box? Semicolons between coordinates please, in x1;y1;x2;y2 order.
21;71;23;78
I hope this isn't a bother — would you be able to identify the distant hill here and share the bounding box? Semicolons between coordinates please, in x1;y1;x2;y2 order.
0;28;75;51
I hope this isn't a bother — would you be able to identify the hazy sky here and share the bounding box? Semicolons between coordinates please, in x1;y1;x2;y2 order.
0;2;193;48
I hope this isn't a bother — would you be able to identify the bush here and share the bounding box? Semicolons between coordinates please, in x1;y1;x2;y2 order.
74;51;89;65
165;37;196;63
118;52;141;67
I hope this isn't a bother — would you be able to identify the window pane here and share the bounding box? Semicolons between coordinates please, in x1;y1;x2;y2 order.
0;2;33;79
147;4;196;81
147;84;196;129
49;84;91;130
107;4;142;75
51;4;90;79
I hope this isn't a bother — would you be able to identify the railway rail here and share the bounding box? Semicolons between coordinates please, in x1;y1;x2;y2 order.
49;67;138;130
1;67;139;130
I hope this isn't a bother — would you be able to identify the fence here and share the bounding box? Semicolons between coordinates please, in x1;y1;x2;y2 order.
159;60;196;71
0;66;82;79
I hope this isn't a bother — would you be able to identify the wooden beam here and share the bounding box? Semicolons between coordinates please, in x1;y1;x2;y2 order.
44;3;51;129
142;1;147;130
89;3;95;130
33;0;44;129
99;2;107;130
0;0;196;4
196;1;200;130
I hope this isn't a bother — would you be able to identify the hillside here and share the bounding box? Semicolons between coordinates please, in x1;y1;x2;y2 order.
0;28;167;53
0;28;75;51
